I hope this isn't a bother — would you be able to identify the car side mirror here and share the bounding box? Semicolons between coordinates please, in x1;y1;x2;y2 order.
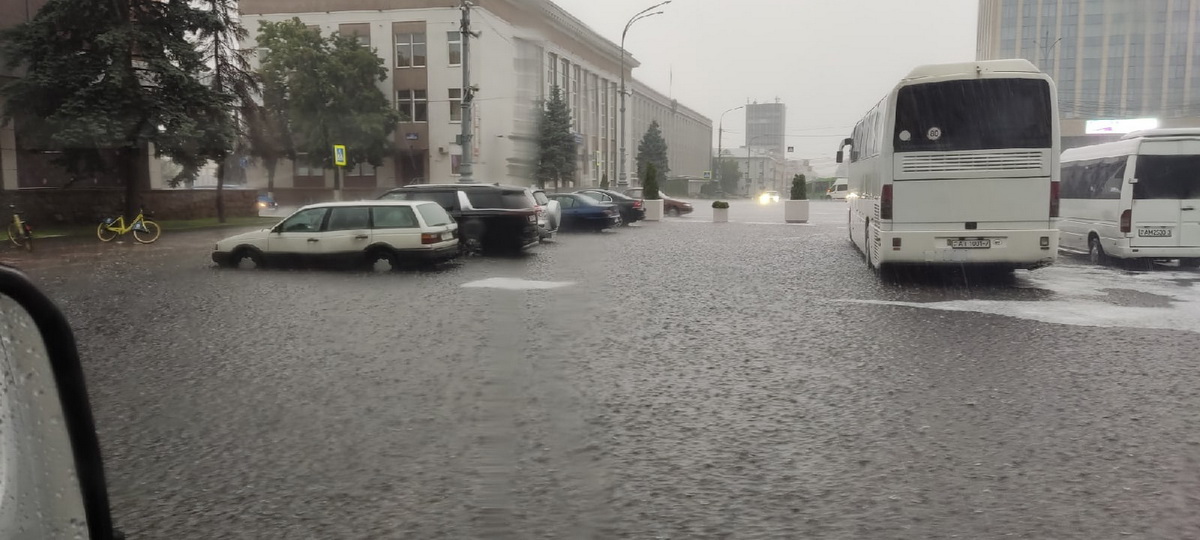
836;150;844;164
0;265;119;539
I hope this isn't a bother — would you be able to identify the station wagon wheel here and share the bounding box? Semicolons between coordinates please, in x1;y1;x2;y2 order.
368;249;399;272
231;248;263;270
1088;236;1108;266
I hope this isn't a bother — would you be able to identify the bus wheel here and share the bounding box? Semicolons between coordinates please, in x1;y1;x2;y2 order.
1088;236;1108;266
1181;258;1200;269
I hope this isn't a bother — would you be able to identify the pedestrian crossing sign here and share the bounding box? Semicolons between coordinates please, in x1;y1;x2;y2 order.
333;145;347;167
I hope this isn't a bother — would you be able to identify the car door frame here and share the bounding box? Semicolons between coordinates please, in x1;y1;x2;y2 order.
315;205;374;266
265;207;329;266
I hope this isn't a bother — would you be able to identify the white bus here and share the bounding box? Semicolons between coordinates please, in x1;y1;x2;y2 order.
836;59;1060;271
1059;128;1200;268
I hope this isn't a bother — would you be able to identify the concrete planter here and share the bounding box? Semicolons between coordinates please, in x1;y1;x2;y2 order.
784;199;810;223
644;199;664;221
713;207;729;223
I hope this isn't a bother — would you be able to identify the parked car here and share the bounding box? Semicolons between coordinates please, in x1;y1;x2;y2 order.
380;183;540;254
623;188;694;217
547;193;622;231
532;188;561;241
212;200;459;271
576;188;645;225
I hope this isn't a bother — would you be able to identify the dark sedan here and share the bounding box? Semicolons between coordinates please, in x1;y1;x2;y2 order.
575;189;645;225
547;193;622;231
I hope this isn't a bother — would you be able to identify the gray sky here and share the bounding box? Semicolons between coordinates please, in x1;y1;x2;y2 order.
548;0;979;174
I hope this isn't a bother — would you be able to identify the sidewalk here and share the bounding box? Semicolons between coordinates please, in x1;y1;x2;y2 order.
30;216;280;243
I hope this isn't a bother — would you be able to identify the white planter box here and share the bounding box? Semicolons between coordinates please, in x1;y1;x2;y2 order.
784;199;810;223
713;207;729;223
644;199;664;221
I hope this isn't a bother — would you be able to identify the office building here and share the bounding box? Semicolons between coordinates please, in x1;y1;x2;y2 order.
978;0;1200;147
239;0;713;199
745;101;786;158
629;80;714;182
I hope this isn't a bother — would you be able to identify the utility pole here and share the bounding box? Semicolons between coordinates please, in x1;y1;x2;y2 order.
618;1;670;188
715;105;743;194
458;0;479;183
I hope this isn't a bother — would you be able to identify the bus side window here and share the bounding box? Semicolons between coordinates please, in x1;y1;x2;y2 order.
1096;158;1126;199
1061;163;1084;198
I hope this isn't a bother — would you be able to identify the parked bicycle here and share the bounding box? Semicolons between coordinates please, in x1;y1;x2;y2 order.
97;209;161;244
7;205;33;252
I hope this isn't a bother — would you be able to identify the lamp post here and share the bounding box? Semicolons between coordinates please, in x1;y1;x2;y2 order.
618;0;671;188
714;105;743;193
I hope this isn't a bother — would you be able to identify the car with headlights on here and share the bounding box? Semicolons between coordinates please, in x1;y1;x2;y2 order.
212;200;458;271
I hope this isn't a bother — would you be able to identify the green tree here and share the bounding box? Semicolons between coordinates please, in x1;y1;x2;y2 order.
0;0;227;219
635;120;669;187
791;174;807;200
536;85;575;189
643;163;660;200
244;77;294;199
197;0;260;222
257;19;399;198
718;159;741;194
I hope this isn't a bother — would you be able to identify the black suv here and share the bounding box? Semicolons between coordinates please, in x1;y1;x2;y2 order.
379;184;540;254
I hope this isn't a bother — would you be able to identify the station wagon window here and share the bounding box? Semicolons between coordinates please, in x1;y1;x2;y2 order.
372;206;419;228
416;203;453;226
1133;155;1200;199
279;208;327;233
327;207;370;231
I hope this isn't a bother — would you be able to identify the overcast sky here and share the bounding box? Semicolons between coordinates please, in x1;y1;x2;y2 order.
547;0;979;174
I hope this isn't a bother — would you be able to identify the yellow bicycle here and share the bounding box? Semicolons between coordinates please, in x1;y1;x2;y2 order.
7;205;33;252
97;209;161;244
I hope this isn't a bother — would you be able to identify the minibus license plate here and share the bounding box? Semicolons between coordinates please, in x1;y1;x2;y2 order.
949;239;991;249
1138;228;1172;237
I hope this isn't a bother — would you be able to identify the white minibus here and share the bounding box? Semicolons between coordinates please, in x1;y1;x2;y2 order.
1059;128;1200;267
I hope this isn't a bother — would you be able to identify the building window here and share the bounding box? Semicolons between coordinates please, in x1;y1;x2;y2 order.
398;89;428;122
345;163;377;177
548;53;558;93
295;154;323;177
353;33;370;48
447;31;462;65
560;58;570;98
395;32;426;68
449;88;462;122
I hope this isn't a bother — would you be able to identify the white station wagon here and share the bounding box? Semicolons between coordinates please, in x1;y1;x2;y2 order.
212;200;459;271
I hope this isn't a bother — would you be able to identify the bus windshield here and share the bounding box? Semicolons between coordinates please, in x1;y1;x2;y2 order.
893;78;1052;152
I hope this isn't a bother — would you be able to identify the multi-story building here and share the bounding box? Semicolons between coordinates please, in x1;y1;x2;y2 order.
629;80;714;182
745;100;787;157
719;147;784;196
0;0;46;190
239;0;712;200
977;0;1200;148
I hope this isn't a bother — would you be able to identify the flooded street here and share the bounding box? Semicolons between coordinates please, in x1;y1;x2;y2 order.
9;199;1200;538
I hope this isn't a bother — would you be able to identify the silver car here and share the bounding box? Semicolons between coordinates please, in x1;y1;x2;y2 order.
532;189;561;241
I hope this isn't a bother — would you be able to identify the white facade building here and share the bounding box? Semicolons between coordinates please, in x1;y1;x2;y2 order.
238;0;712;202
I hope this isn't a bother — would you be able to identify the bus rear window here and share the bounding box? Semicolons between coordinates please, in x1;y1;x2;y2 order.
1133;155;1200;199
893;78;1052;152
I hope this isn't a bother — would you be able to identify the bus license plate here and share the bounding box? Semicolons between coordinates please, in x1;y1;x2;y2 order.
1138;228;1172;237
948;239;991;249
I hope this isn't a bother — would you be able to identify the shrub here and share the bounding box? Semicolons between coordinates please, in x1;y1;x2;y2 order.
643;164;661;200
712;200;729;209
790;174;808;200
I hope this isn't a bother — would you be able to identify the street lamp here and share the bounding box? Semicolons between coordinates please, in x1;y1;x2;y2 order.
618;0;671;188
714;105;743;193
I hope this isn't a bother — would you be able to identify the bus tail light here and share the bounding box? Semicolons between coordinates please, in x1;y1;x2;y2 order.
1120;209;1132;233
1049;182;1060;218
880;185;893;220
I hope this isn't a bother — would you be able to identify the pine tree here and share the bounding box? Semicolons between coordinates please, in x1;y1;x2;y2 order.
536;85;575;189
635;120;669;187
643;163;660;200
0;0;227;219
197;0;260;222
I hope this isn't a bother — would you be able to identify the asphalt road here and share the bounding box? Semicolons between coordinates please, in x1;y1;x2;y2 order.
10;199;1200;539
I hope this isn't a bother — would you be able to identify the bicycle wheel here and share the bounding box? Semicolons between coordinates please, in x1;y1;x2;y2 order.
133;220;161;244
7;223;25;247
97;222;119;242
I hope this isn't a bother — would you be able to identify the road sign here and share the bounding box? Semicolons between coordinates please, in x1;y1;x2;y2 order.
333;145;347;167
702;170;712;179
